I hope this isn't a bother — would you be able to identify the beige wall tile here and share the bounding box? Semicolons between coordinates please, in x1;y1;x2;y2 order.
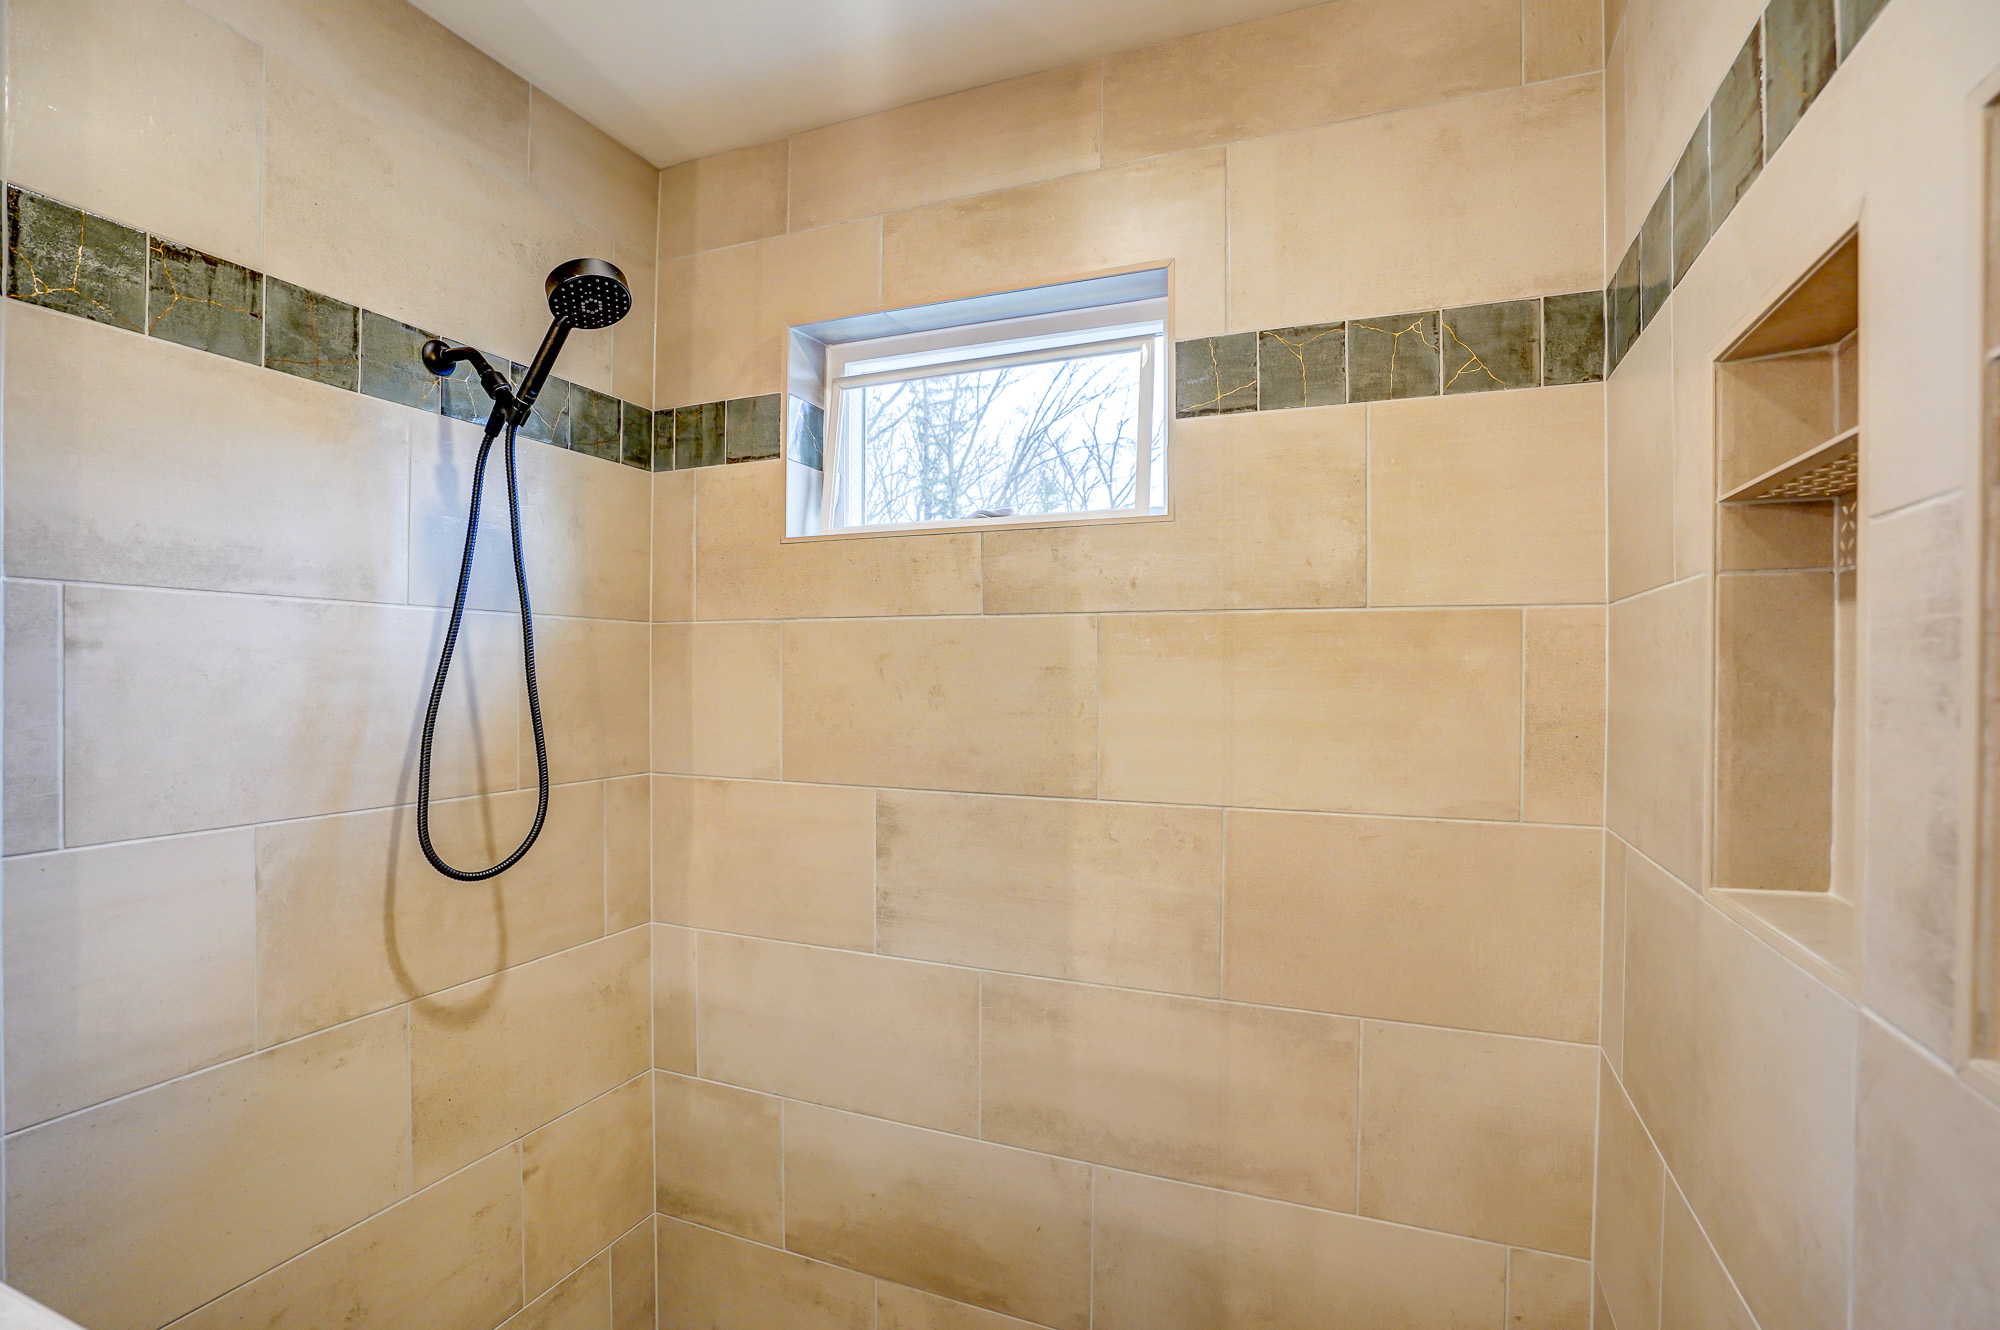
530;88;660;253
1602;834;1630;1075
1611;0;1759;245
693;461;982;620
784;615;1098;799
656;1216;873;1330
1092;1167;1507;1330
1717;504;1835;572
1228;77;1602;330
264;57;615;389
1526;607;1607;824
652;923;697;1073
688;623;782;779
1854;1016;2000;1330
168;1146;523;1330
876;790;1221;995
62;584;517;846
504;1252;609;1330
982;975;1358;1209
657;139;789;259
4;579;60;855
653;470;695;622
1525;0;1605;81
610;1217;656;1330
605;774;652;932
613;246;657;409
411;928;650;1184
9;307;410;603
190;0;531;185
784;1103;1092;1329
1595;1061;1663;1330
5;830;254;1128
981;405;1367;613
698;933;979;1132
651;623;692;773
1099;0;1522;165
657;220;880;404
1714;350;1838;497
1357;1020;1595;1256
1224;812;1600;1041
522;1074;653;1296
10;0;263;264
1607;285;1675;602
1607;577;1708;886
1509;1249;1591;1330
1100;610;1523;817
1661;1180;1757;1330
534;616;650;785
881;151;1227;339
1369;385;1606;606
256;782;605;1045
876;1284;1047;1330
790;63;1101;230
6;1009;412;1330
653;1071;783;1243
653;777;874;949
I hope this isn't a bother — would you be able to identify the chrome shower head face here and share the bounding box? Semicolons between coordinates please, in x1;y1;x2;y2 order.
545;258;631;330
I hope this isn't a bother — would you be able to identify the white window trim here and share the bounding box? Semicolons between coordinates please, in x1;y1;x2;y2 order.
820;298;1169;536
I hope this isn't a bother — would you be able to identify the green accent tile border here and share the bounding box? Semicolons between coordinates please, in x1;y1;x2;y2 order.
1257;323;1345;410
725;394;784;462
651;408;676;471
0;181;650;470
1174;333;1258;417
789;396;826;470
1349;311;1441;403
1442;301;1539;395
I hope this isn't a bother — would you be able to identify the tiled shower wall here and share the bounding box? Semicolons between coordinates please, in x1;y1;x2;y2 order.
1596;0;2000;1328
649;1;1610;1325
0;1;660;1327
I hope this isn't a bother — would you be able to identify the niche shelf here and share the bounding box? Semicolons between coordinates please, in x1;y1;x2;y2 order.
1709;231;1860;988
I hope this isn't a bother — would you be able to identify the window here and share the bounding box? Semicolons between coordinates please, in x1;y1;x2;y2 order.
788;275;1172;537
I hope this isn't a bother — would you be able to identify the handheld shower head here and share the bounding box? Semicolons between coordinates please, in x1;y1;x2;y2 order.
546;258;631;330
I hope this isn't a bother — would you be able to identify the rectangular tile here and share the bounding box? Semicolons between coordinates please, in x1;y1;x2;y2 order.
1099;610;1522;818
5;830;255;1128
1442;300;1540;393
4;579;61;854
619;401;652;470
1638;183;1673;327
724;392;784;462
1595;1057;1663;1330
783;615;1098;798
531;616;650;784
1602;835;1630;1074
1225;812;1600;1041
1662;1180;1759;1330
1544;292;1606;385
265;276;360;389
1347;311;1441;402
876;790;1221;994
1092;1168;1507;1330
982;975;1358;1208
605;775;652;932
568;385;624;462
652;776;875;949
672;401;724;469
658;139;789;258
652;924;697;1073
505;1251;609;1330
651;621;783;779
612;246;654;410
1607;578;1709;886
1526;0;1604;81
653;1071;783;1243
146;238;262;361
698;933;979;1133
6;1010;411;1330
6;186;146;332
610;1218;655;1330
876;1284;1048;1330
656;1216;873;1330
1608;320;1677;599
359;307;444;412
522;1075;653;1296
784;1103;1092;1330
1709;28;1765;228
1764;0;1837;156
1510;1249;1592;1330
1174;333;1258;417
410;928;650;1184
1256;323;1345;410
1608;235;1642;372
1672;116;1713;285
1525;606;1608;824
528;87;659;253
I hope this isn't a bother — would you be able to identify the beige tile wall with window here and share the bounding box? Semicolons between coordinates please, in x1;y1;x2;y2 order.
649;1;1607;1324
1;0;658;1327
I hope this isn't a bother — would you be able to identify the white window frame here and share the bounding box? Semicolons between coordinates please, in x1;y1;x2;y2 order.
820;297;1169;535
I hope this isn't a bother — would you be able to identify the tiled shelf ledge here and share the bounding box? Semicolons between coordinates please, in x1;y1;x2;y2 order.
1711;888;1858;997
1720;425;1860;503
2;184;657;471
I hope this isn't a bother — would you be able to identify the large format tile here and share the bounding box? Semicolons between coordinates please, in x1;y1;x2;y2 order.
1368;385;1606;605
784;1103;1092;1330
1225;812;1600;1041
790;63;1101;229
62;584;517;845
783;615;1098;798
532;616;650;784
4;579;60;854
981;406;1367;613
1525;606;1608;824
657;139;789;259
1526;0;1605;80
1228;78;1602;330
650;622;782;779
1099;610;1522;818
698;933;979;1132
1661;1179;1758;1330
410;928;649;1184
504;1252;609;1330
605;774;652;932
1509;1249;1592;1330
1607;319;1677;599
656;1217;873;1330
169;1147;523;1330
652;471;695;620
652;1071;783;1243
1595;1061;1663;1330
982;975;1358;1208
876;790;1221;995
6;830;255;1128
881;151;1227;339
10;0;264;264
521;1074;653;1297
876;1284;1048;1330
694;461;982;619
529;88;659;253
1099;0;1522;164
256;782;605;1045
1607;577;1708;886
652;923;697;1073
1092;1168;1507;1330
610;1219;655;1330
8;305;410;603
6;1010;411;1330
652;776;875;949
1357;1021;1596;1256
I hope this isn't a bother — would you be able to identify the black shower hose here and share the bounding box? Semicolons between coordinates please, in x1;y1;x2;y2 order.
414;408;550;880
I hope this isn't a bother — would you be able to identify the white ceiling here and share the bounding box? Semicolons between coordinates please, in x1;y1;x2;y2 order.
410;0;1321;167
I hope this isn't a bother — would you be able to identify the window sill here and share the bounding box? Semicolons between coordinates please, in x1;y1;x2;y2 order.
1710;888;1857;997
785;506;1174;543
